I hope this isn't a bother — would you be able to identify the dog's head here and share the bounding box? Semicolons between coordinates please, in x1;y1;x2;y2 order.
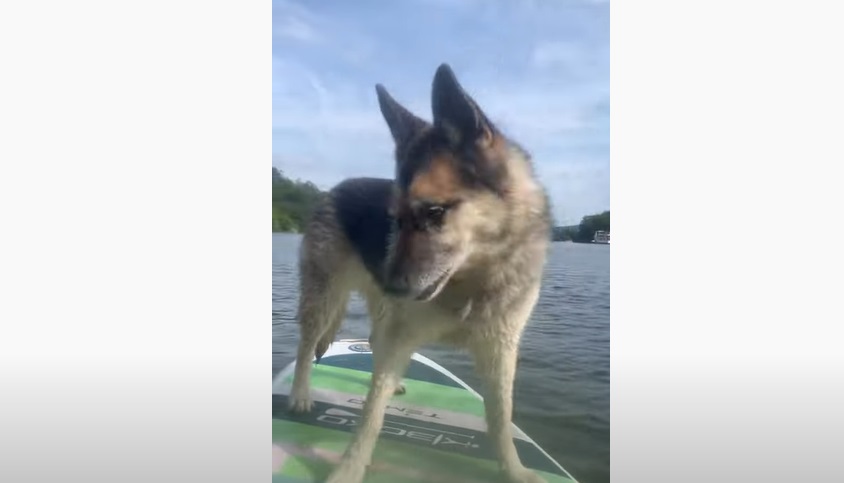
376;64;546;301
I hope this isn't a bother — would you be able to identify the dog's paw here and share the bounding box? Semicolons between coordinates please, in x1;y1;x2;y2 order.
287;395;313;413
324;461;367;483
287;386;314;413
502;466;546;483
393;383;406;396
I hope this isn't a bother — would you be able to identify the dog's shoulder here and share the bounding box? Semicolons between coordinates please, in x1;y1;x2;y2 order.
329;177;395;280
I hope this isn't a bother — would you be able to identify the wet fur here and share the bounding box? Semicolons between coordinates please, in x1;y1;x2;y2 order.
289;64;552;483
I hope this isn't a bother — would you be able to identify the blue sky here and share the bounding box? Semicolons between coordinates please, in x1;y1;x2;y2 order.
273;0;609;226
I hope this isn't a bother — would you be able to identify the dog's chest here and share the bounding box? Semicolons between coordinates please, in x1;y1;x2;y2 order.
423;294;512;340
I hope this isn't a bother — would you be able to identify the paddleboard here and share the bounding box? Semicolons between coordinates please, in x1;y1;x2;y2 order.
272;339;578;483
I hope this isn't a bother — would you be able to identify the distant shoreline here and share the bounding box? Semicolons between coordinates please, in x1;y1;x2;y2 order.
274;231;609;246
558;240;610;245
274;231;612;244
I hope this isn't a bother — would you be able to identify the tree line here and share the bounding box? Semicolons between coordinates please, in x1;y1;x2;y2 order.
273;167;608;242
552;210;610;243
272;167;326;232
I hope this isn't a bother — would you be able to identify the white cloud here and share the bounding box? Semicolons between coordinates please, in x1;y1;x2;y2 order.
272;54;606;170
273;1;375;65
275;16;321;43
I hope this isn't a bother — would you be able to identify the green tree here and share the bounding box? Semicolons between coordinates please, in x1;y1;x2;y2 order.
552;225;579;241
272;167;327;233
574;210;610;242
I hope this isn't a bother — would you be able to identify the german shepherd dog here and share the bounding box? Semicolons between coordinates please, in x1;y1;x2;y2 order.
289;64;552;483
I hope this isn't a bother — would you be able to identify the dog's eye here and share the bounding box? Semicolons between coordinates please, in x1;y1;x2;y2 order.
426;205;446;224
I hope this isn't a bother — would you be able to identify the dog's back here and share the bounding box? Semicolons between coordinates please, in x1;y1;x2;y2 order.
294;177;396;365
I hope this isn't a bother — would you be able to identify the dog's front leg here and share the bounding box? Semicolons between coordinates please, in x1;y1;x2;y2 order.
368;333;406;396
325;334;415;483
472;338;545;483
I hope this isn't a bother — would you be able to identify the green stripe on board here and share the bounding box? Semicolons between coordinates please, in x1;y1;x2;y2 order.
272;419;574;483
280;455;428;483
284;364;486;417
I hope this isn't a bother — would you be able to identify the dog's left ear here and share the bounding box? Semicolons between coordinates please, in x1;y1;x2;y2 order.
431;63;495;148
376;84;429;147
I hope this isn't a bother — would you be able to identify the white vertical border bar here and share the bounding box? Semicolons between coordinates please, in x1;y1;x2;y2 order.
0;1;269;482
613;0;844;482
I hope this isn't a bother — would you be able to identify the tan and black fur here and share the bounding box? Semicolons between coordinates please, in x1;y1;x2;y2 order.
289;64;552;483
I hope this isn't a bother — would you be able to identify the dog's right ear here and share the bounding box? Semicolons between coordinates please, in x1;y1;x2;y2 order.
431;63;495;148
376;84;428;147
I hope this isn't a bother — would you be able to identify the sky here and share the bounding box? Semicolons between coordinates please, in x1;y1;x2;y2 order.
273;0;609;226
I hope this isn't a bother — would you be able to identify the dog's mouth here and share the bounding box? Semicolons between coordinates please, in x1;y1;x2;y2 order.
415;271;451;302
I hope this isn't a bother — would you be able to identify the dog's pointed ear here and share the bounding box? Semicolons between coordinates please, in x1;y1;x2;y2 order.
431;63;495;147
376;84;428;147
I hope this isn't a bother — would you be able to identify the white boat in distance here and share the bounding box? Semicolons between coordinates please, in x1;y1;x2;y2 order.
592;230;610;244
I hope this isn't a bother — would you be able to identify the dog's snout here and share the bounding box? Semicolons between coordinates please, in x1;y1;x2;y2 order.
383;275;412;297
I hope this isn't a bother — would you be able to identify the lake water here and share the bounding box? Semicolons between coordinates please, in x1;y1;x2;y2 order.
272;233;609;483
